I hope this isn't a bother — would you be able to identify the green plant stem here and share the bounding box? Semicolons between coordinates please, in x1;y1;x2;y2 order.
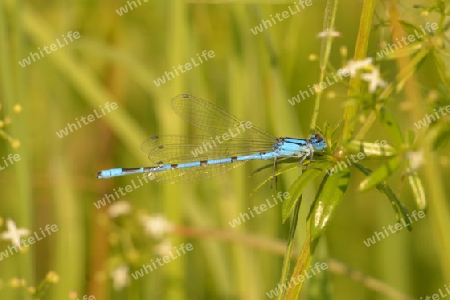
341;0;376;141
309;0;338;134
285;233;312;299
277;199;302;300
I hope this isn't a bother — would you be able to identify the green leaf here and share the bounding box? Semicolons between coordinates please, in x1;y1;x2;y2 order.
277;197;302;300
354;163;412;231
407;171;427;210
405;151;426;210
282;161;334;223
250;162;299;197
359;156;402;191
344;140;397;157
396;48;431;91
429;122;450;150
310;170;350;239
284;233;313;300
377;107;404;147
432;50;450;87
380;42;422;60
399;20;421;36
319;121;340;150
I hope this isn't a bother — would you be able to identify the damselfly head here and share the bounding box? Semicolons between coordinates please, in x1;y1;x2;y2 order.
310;134;327;151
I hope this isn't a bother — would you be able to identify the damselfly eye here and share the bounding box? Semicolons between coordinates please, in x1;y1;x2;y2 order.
312;134;323;141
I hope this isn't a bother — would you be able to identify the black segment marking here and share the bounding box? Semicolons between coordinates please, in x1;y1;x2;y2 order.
200;160;208;166
231;156;238;162
123;168;140;173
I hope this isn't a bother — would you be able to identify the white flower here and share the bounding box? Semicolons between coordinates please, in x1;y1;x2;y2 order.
317;29;342;38
408;151;425;171
110;264;129;291
0;219;29;249
339;57;373;77
108;201;131;218
140;214;172;239
360;67;387;93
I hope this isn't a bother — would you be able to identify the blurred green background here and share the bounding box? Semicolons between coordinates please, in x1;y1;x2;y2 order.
0;0;449;299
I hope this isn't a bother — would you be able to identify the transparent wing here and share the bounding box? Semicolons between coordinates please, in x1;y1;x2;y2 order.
141;135;275;164
150;161;248;184
171;94;276;141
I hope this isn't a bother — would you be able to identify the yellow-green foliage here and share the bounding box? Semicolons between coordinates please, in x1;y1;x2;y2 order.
0;0;449;299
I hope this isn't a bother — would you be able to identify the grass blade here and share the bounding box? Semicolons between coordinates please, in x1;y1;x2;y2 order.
310;170;350;239
354;163;412;231
359;156;402;191
283;161;333;223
